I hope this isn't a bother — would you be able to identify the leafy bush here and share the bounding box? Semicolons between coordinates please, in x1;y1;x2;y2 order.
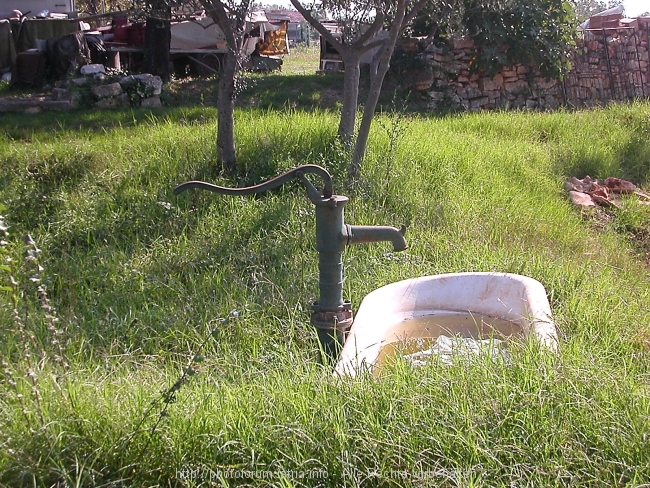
463;0;576;78
411;0;576;79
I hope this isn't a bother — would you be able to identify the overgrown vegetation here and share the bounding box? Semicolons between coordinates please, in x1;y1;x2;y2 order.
411;0;576;78
0;90;649;485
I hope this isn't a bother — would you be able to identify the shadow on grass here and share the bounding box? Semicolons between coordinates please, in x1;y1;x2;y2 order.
238;72;345;110
0;106;217;140
557;127;650;185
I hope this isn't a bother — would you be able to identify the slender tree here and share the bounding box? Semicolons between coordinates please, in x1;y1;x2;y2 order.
290;0;385;143
290;0;428;178
200;0;255;172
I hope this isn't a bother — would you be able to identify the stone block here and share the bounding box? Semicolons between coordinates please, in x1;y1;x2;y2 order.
51;88;71;101
120;74;163;96
411;70;434;90
504;79;529;94
479;73;503;92
39;100;72;111
0;98;39;112
465;86;482;99
92;82;123;98
587;41;601;51
469;96;489;109
533;78;558;90
425;44;445;53
141;96;163;108
545;95;560;109
70;77;89;86
451;37;474;50
134;73;163;96
80;63;106;75
511;97;526;108
95;93;130;109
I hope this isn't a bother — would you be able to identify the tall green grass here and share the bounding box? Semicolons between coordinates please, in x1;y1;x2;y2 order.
1;102;649;487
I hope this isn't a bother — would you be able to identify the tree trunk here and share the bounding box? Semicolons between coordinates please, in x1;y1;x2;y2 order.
338;53;362;144
205;2;254;175
143;6;171;82
349;2;407;180
216;50;238;173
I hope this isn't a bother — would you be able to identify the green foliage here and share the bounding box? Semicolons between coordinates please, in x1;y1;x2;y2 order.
463;0;576;78
67;79;99;109
411;0;576;79
122;77;155;105
409;0;466;39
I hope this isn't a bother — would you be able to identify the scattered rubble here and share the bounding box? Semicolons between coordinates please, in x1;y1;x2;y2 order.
566;176;650;208
0;67;164;113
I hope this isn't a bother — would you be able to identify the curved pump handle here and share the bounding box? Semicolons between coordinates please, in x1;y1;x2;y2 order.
173;164;333;201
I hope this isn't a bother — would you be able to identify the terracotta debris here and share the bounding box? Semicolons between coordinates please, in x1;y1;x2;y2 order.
566;176;650;208
569;190;596;206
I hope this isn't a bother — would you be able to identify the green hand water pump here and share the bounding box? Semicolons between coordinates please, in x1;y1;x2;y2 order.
173;165;407;359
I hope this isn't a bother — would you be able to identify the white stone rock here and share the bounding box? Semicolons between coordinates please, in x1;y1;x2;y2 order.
80;64;106;75
134;73;163;95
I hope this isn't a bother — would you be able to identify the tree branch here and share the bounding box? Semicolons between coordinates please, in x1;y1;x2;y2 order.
289;0;346;53
404;0;429;26
353;11;385;47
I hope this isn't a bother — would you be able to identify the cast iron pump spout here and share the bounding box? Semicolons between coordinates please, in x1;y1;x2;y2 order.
173;164;407;360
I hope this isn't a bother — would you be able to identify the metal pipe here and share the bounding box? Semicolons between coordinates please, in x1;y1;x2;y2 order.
173;164;333;199
347;225;407;251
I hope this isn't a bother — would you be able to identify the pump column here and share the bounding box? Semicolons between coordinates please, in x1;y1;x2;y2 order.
310;195;353;360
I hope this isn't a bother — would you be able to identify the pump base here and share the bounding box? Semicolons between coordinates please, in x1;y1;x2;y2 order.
311;307;353;361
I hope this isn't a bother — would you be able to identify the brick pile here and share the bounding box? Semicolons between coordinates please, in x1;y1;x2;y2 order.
567;16;649;106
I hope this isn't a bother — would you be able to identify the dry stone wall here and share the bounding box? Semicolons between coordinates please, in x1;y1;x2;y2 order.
410;18;650;111
565;24;649;105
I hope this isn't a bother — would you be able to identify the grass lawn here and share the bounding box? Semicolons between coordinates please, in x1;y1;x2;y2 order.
1;48;650;486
